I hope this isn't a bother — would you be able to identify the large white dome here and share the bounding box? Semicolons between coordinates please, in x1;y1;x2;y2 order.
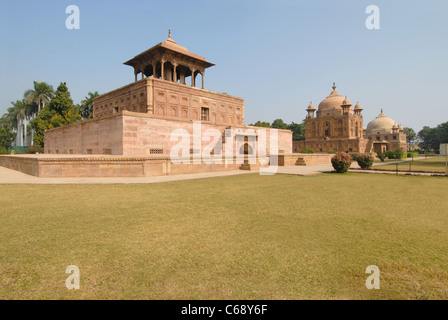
366;110;397;135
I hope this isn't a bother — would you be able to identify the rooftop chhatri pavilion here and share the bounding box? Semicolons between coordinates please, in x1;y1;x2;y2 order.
124;29;214;89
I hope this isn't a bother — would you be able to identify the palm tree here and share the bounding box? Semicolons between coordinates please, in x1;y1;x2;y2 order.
9;100;27;146
80;91;99;119
24;81;54;114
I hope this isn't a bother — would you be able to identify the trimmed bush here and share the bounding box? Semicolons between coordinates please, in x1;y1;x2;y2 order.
351;154;358;161
376;151;386;162
384;150;395;159
407;152;418;158
0;146;7;154
25;145;44;154
301;148;314;154
327;150;336;154
356;153;374;169
331;152;353;173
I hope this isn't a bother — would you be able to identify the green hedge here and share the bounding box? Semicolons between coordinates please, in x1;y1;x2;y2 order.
301;148;314;154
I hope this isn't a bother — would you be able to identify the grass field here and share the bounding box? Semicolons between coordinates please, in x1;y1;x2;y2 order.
0;173;447;300
374;157;447;173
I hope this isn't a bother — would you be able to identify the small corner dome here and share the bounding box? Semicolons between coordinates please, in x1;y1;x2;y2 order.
307;102;315;110
354;102;362;110
366;110;399;135
342;96;352;106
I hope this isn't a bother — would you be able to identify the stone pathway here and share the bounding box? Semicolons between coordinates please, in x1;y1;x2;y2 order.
0;165;255;185
0;156;441;184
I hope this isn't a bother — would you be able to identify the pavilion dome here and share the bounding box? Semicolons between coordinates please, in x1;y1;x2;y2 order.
318;83;347;111
161;33;189;53
366;110;398;135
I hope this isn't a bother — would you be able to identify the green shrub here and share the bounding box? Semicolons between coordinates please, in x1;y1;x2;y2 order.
301;148;314;154
25;145;44;154
331;152;353;173
327;150;336;154
384;150;395;159
351;154;358;161
377;151;386;162
356;153;374;169
407;152;419;158
395;148;406;159
0;146;8;154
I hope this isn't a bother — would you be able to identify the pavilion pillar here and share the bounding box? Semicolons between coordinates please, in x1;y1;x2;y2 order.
153;61;158;78
191;68;196;87
173;63;177;83
134;71;137;82
161;59;165;80
201;72;204;89
180;71;185;84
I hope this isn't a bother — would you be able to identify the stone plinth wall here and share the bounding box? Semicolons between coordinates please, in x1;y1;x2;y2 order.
0;155;270;178
44;115;124;155
44;112;292;157
277;153;333;166
0;156;40;176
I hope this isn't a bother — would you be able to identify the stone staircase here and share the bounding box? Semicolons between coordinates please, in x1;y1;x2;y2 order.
295;157;307;166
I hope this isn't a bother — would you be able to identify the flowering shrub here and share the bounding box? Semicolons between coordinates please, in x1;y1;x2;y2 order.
356;153;374;169
331;152;353;173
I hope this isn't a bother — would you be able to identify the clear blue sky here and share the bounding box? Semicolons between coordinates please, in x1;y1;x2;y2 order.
1;0;447;132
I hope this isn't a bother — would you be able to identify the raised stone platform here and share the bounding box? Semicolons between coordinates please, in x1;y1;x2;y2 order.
277;153;333;166
0;154;259;178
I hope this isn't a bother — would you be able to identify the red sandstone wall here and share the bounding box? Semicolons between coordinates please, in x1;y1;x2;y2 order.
44;115;123;155
93;78;245;126
121;114;292;156
44;112;292;156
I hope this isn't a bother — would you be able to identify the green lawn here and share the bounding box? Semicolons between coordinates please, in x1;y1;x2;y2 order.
0;173;447;300
374;157;447;173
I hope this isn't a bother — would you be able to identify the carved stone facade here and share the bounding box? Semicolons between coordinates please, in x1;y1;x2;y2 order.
364;110;407;153
44;33;292;159
93;78;244;126
294;83;369;153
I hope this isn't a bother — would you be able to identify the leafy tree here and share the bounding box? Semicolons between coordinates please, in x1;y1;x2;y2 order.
80;91;100;119
0;115;10;129
403;127;416;148
30;82;81;147
0;127;15;151
288;121;306;141
271;119;289;130
418;126;439;152
250;121;271;127
435;121;448;144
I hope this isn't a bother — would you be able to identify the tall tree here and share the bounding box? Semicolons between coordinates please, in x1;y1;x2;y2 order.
0;127;15;152
250;121;271;127
435;121;448;144
288;121;306;141
418;126;438;152
30;82;81;147
271;119;289;130
11;100;27;146
24;81;54;114
403;127;416;150
80;91;99;119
